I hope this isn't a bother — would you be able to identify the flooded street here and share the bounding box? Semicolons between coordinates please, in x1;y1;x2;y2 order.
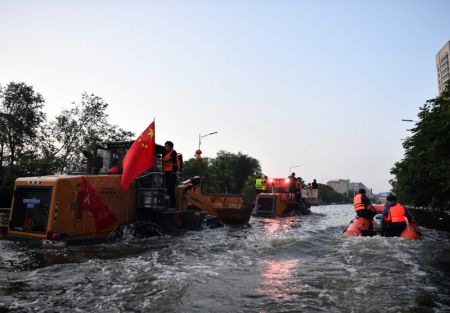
1;204;449;313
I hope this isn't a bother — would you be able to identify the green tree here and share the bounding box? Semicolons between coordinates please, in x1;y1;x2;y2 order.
0;82;47;206
390;82;450;211
0;84;135;206
181;151;261;196
0;82;45;166
180;157;214;191
317;184;346;204
242;175;259;203
49;93;134;173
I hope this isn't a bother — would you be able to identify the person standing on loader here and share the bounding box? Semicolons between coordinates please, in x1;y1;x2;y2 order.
162;141;181;208
288;172;297;201
295;177;303;202
255;175;268;193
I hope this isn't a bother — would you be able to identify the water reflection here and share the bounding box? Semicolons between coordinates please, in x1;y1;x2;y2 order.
258;259;304;301
261;217;300;236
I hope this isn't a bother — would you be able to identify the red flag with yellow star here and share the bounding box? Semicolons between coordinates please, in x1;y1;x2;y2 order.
121;121;155;189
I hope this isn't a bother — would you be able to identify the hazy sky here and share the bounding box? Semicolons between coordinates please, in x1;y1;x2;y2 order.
1;1;449;192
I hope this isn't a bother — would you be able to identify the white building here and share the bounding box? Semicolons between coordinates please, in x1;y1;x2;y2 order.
436;41;450;95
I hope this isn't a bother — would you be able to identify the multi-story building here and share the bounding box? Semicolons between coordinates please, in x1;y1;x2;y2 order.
436;41;450;95
327;179;350;195
326;179;372;197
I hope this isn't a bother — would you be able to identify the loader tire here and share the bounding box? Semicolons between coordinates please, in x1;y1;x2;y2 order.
132;221;164;238
202;215;224;229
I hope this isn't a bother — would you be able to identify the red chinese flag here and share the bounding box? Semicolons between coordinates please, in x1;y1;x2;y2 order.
80;177;118;231
121;121;155;189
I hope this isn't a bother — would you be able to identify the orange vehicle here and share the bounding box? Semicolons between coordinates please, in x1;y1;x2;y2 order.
343;205;421;240
176;176;251;224
1;141;205;246
252;177;315;217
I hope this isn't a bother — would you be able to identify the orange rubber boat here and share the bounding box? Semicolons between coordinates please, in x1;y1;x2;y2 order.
344;205;421;240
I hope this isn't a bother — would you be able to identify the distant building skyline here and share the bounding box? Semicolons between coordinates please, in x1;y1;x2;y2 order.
436;40;450;95
326;179;372;197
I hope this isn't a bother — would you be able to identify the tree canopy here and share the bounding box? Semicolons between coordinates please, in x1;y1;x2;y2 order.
0;82;45;166
48;92;133;173
318;184;348;204
0;82;134;207
181;151;262;202
390;82;450;211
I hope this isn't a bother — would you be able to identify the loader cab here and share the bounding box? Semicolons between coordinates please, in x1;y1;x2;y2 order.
94;141;132;175
91;141;173;211
85;141;166;175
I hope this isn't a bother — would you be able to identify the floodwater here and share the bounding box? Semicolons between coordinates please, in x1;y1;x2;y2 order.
1;204;449;313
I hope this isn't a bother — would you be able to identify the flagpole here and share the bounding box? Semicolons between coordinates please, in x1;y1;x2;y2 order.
153;118;156;171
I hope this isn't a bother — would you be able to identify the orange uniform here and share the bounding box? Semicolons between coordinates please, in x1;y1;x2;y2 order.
384;203;406;223
162;150;180;173
353;194;367;211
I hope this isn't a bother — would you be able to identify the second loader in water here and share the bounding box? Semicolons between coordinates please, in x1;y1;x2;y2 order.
252;177;318;217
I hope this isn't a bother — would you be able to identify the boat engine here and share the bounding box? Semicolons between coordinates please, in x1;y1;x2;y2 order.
373;214;384;233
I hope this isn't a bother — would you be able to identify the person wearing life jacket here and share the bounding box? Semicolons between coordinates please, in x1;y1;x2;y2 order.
353;188;376;221
107;158;120;174
262;176;268;192
288;172;297;200
162;141;181;208
381;194;413;237
255;177;263;190
255;175;268;193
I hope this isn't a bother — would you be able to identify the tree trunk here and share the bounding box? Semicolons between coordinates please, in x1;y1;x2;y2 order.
0;141;3;183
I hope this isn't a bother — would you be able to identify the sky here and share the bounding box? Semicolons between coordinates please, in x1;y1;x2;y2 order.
0;1;449;193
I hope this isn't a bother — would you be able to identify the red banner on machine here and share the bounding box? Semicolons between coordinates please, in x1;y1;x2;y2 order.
80;177;118;231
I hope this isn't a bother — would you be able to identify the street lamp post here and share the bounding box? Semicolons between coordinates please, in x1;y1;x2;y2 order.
288;165;300;176
401;119;418;123
198;131;218;151
401;119;418;139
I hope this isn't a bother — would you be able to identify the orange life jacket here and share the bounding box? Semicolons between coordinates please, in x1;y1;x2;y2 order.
353;194;366;211
385;203;406;223
162;150;181;173
163;150;175;173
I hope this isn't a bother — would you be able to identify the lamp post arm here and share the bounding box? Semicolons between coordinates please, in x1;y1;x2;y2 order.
401;119;419;123
198;131;219;151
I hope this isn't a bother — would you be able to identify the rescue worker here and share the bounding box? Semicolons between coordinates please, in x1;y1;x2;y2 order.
255;175;268;193
107;158;120;174
288;172;296;200
255;177;263;190
162;141;180;208
353;188;376;221
262;176;268;192
382;194;412;237
295;177;302;202
311;179;318;189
